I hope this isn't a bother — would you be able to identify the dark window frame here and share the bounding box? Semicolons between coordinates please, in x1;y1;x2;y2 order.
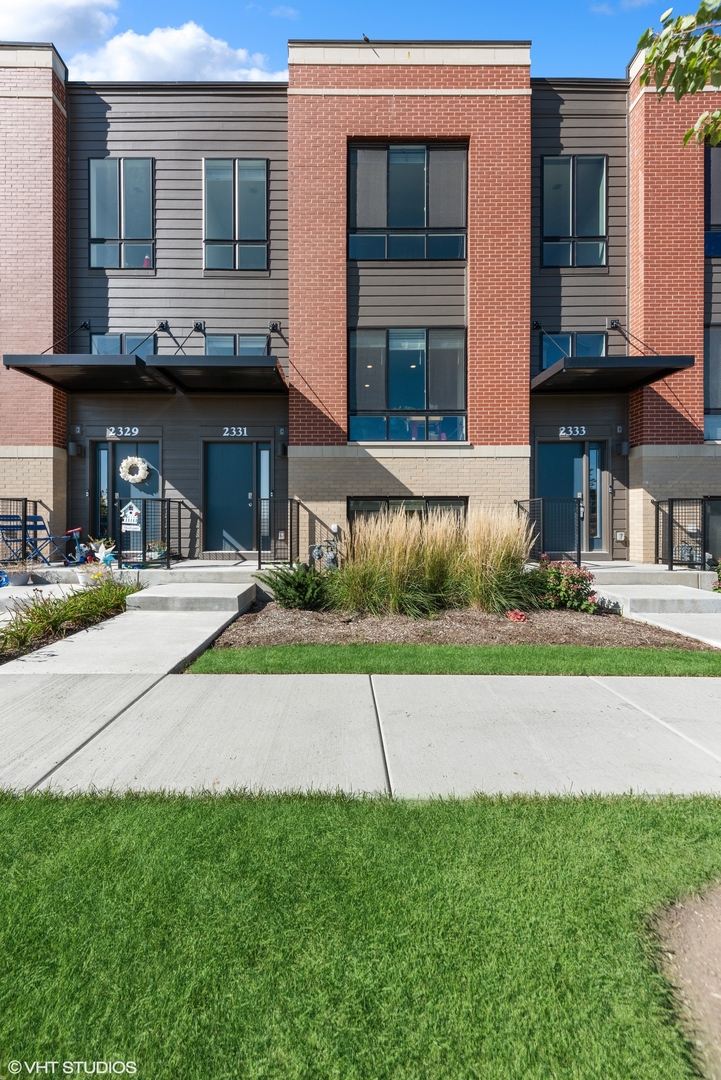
539;331;607;369
540;154;608;268
90;332;157;357
347;495;468;526
204;333;270;356
348;141;467;261
704;145;721;257
348;326;467;442
203;158;270;271
88;157;155;270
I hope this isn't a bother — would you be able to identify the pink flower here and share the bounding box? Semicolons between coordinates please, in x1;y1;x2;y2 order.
507;609;528;622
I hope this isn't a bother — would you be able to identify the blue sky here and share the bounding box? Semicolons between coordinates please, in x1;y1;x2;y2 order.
1;0;671;81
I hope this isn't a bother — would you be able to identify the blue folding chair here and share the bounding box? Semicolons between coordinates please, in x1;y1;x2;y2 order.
0;515;24;563
0;513;71;565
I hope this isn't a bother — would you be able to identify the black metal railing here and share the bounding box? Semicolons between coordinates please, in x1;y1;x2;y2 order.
516;497;583;567
113;497;194;569
654;497;721;569
257;498;300;568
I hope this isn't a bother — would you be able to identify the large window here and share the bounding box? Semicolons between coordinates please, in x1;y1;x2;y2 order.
204;159;268;270
705;327;721;439
541;156;607;267
205;334;269;355
349;328;466;442
541;332;606;369
348;497;467;524
91;333;155;358
706;146;721;257
89;159;154;269
348;144;467;260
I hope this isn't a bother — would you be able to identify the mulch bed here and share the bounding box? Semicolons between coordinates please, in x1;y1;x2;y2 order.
215;601;715;651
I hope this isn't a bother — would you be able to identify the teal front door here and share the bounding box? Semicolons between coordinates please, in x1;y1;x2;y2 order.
537;440;606;553
204;442;255;551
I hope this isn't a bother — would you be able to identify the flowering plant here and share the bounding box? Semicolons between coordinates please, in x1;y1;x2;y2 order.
714;565;721;594
506;609;528;622
532;557;599;614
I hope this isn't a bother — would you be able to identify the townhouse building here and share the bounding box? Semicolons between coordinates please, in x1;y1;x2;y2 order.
0;38;718;564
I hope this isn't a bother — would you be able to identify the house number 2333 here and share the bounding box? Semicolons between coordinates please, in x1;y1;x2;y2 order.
223;426;248;437
559;425;586;437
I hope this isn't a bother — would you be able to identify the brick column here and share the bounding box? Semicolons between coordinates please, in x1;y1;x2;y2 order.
628;55;705;446
0;44;68;530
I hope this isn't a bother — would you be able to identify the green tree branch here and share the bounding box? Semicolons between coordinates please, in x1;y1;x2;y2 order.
639;2;721;143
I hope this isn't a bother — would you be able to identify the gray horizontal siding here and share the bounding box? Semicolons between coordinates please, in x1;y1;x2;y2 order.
530;84;628;376
67;85;288;369
348;263;466;327
67;392;289;555
705;263;721;323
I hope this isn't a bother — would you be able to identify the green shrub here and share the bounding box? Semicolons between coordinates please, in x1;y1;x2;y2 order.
529;557;598;613
256;562;329;610
0;575;143;657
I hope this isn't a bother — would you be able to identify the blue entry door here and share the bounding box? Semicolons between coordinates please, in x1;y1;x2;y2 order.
204;442;255;551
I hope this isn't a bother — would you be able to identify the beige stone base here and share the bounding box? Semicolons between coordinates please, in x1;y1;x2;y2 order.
289;444;531;550
628;444;721;562
0;446;68;537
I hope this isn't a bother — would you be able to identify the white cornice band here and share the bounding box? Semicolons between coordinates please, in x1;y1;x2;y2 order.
288;44;531;67
0;45;67;82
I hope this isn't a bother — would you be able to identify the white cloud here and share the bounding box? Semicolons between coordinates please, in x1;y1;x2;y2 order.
271;5;300;18
0;0;118;47
620;0;656;7
590;3;615;13
68;21;288;80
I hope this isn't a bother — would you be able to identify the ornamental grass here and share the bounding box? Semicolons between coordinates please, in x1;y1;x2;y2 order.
0;575;142;657
327;506;536;616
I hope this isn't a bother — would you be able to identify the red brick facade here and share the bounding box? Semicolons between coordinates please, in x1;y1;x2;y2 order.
628;64;705;446
0;52;67;450
287;57;531;446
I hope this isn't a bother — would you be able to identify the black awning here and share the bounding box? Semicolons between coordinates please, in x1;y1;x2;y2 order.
3;354;175;393
530;354;694;394
149;355;287;393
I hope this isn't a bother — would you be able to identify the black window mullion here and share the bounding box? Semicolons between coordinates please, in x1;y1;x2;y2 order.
385;328;390;438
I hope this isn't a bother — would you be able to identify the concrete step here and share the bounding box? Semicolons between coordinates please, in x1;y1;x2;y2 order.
591;569;717;590
130;568;260;586
0;583;84;612
598;584;721;614
126;582;256;612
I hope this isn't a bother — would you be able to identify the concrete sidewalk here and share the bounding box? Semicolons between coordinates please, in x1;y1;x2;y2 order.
2;673;721;797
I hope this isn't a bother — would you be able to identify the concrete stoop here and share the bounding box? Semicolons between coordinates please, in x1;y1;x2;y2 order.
597;585;721;615
126;582;256;612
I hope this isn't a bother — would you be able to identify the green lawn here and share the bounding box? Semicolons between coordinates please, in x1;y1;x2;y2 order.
189;642;721;676
2;794;721;1078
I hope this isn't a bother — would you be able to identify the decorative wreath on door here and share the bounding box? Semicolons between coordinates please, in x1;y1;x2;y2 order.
119;456;150;484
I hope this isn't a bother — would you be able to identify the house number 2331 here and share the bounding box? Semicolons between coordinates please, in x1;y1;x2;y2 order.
559;425;586;437
223;426;248;437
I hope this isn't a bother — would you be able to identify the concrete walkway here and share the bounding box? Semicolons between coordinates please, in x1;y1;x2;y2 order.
3;673;721;797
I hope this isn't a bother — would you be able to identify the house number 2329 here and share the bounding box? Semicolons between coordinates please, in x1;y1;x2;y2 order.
223;426;248;437
559;425;586;437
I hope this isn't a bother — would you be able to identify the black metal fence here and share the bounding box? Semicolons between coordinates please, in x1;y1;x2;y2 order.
516;498;583;567
654;497;721;569
114;497;192;569
257;498;300;568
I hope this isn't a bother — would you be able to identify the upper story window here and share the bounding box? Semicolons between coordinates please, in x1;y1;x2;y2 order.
705;146;721;257
348;144;467;260
205;334;269;355
91;333;156;358
204;160;268;270
89;159;154;269
705;327;721;439
348;328;466;442
541;332;606;369
542;156;607;267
